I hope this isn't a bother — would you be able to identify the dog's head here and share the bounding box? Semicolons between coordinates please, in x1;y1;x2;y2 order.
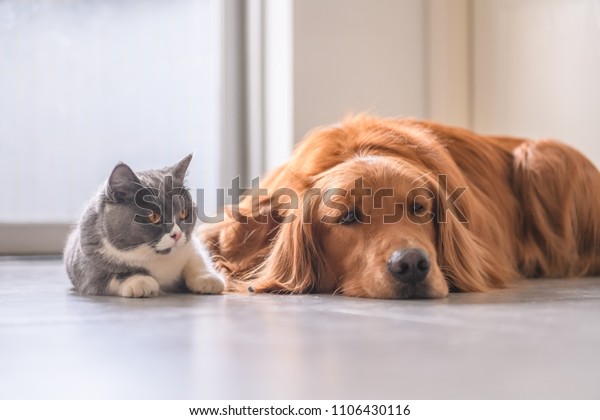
245;118;508;299
307;156;446;298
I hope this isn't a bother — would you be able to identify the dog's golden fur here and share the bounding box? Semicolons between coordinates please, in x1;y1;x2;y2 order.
202;115;600;299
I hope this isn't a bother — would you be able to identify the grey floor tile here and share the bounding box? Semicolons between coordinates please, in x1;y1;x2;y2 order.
0;257;599;399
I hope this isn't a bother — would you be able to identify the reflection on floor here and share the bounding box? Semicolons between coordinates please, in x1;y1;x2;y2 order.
0;257;599;399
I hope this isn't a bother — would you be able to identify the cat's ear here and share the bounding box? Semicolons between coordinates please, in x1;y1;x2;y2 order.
107;163;141;202
172;153;193;183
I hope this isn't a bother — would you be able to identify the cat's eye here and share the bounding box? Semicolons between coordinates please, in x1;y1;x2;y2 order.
147;212;161;224
178;209;189;220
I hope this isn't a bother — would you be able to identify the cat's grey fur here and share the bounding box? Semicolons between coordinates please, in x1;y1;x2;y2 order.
64;154;224;298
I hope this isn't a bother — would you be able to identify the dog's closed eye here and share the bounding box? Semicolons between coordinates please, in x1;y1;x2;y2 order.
411;202;426;216
339;209;359;225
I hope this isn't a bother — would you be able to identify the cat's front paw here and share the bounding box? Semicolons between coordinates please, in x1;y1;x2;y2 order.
117;275;160;298
186;273;225;295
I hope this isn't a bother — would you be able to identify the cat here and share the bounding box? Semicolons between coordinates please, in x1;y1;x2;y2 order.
64;154;225;298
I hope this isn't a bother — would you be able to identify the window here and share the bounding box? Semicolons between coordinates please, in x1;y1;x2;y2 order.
0;0;238;253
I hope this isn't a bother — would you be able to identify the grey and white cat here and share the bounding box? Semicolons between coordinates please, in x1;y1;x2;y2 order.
64;154;224;298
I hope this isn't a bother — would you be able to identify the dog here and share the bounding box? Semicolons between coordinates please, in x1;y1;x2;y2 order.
202;115;600;299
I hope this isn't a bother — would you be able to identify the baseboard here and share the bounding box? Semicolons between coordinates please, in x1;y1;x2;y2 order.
0;223;73;255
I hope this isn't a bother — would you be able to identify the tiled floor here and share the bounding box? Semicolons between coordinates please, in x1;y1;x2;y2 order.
0;257;599;399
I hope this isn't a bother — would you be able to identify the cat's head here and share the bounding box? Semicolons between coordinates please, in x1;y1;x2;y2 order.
101;154;197;255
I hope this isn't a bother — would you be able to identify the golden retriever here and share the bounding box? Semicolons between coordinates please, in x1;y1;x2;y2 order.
202;115;600;299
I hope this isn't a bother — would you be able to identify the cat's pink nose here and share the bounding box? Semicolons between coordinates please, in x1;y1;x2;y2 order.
170;231;182;242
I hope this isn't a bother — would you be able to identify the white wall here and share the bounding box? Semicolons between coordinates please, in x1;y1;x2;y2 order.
473;0;600;167
427;0;470;128
283;0;600;170
292;0;427;142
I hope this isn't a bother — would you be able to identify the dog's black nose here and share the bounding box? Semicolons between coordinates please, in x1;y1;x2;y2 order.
388;248;430;284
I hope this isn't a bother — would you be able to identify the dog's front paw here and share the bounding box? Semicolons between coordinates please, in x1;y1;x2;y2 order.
186;272;225;295
117;275;160;298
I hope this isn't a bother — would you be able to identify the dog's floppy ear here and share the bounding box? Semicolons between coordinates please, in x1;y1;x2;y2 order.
201;192;290;288
433;172;515;292
249;192;331;294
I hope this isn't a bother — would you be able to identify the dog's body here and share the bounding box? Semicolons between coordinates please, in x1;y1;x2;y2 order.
203;116;600;299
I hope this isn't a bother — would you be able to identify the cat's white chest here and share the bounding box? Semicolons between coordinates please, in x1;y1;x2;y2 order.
100;238;192;286
143;245;192;285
